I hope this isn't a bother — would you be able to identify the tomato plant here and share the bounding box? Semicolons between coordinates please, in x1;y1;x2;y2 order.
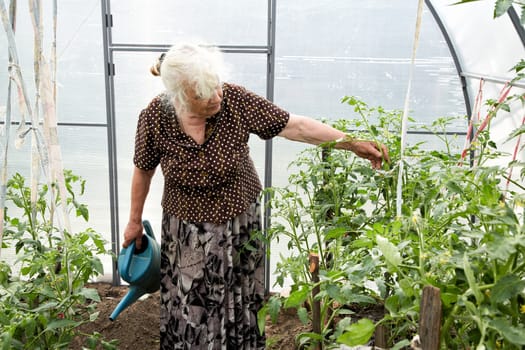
0;171;117;349
262;86;525;349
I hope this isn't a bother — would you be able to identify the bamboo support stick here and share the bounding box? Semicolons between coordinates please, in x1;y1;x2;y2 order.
1;0;70;242
29;0;43;233
0;0;17;258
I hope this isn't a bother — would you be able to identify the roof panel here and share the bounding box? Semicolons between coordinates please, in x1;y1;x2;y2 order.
428;0;524;79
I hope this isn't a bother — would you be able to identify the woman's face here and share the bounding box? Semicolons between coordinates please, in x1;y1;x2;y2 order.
185;84;223;117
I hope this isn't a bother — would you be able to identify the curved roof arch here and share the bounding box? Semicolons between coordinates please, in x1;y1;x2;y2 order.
426;0;525;167
427;0;525;108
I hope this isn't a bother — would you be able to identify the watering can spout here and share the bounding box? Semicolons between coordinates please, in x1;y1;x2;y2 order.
109;286;147;321
109;220;161;321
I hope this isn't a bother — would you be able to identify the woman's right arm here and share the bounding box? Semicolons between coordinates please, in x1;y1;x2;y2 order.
122;166;156;249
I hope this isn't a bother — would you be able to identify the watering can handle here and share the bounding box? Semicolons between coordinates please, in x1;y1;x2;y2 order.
143;220;155;239
120;220;153;281
121;239;136;281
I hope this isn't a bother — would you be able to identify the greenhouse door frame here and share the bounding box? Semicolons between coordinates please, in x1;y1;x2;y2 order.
100;0;277;289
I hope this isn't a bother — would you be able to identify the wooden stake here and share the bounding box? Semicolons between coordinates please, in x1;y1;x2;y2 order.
374;322;389;348
419;285;442;350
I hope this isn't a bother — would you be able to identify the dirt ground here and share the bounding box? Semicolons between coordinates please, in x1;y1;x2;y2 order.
69;283;306;350
70;283;385;350
69;283;160;349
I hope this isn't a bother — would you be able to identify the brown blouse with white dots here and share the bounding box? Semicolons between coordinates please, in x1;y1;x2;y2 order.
133;82;290;224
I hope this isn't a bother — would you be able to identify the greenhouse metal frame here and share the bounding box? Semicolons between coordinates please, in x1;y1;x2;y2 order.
97;0;525;286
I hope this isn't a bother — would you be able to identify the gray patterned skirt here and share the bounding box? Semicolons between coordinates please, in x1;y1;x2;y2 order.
160;200;265;350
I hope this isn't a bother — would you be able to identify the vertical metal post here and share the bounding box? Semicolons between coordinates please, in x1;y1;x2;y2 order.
100;0;121;286
263;0;277;295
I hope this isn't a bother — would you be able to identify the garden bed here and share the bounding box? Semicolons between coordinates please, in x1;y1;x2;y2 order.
68;283;308;350
68;283;160;349
68;283;385;349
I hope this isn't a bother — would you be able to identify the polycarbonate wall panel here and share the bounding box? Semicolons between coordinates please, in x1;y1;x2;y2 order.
430;1;524;79
271;0;469;193
110;0;268;46
112;51;269;236
274;0;466;131
56;1;106;124
0;1;105;124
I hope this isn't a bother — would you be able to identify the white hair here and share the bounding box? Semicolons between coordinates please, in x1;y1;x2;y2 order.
159;41;227;111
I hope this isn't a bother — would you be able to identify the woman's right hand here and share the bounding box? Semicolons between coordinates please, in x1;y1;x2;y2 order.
122;221;144;249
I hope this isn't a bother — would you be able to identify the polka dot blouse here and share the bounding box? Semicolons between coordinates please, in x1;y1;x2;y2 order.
133;82;290;224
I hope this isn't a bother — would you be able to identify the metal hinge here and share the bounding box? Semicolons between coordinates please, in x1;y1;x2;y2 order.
105;14;113;28
108;62;115;76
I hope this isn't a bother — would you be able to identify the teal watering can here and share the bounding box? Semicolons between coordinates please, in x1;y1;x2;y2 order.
109;220;161;321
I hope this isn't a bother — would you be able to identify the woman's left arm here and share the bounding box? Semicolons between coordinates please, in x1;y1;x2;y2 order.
278;113;390;169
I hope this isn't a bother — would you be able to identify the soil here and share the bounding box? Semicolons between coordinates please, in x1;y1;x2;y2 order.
69;283;161;350
69;283;384;350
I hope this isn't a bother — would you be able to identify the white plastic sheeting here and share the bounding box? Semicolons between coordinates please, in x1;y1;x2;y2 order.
2;1;524;283
427;0;525;178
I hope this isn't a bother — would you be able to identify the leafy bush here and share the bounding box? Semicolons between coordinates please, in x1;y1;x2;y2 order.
262;88;525;349
0;171;117;349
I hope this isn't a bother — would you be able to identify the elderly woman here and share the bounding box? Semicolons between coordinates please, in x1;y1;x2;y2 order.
122;42;389;350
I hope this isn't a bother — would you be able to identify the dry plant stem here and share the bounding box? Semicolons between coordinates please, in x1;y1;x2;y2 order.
0;0;16;258
309;253;322;350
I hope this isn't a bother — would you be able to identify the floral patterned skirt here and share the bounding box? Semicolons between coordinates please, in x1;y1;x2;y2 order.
160;200;265;350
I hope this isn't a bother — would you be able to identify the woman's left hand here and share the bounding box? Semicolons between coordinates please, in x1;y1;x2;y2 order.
279;114;390;169
339;139;390;169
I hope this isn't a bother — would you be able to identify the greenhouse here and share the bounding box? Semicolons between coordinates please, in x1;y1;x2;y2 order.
1;0;524;349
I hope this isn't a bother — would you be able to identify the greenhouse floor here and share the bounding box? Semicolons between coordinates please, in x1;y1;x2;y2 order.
69;282;309;349
69;283;160;349
68;283;388;349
